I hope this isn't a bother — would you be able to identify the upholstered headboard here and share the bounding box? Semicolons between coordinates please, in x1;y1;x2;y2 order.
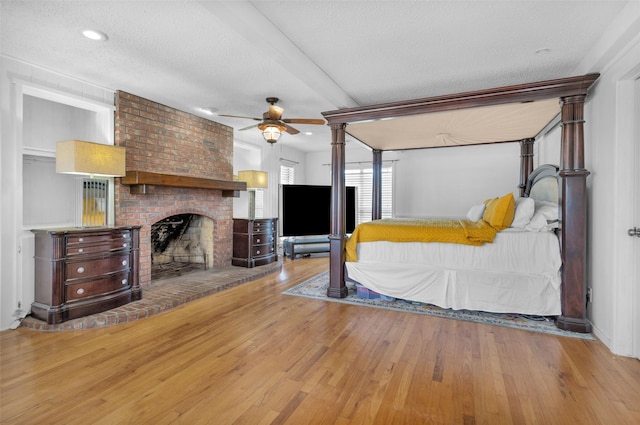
525;164;559;203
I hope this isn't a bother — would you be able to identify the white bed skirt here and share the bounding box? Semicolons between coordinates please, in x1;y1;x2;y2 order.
345;229;562;316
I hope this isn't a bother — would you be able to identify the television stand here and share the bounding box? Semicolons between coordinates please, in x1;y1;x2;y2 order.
283;236;330;260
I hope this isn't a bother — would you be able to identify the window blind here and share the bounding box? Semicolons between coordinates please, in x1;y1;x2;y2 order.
280;164;295;185
345;166;393;225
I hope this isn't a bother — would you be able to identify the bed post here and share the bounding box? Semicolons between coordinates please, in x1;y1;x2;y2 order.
328;123;349;298
372;149;382;220
557;94;591;333
519;138;535;197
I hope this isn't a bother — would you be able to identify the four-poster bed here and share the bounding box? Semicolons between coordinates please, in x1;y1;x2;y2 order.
321;74;599;333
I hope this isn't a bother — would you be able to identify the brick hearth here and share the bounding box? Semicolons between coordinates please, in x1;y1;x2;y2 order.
20;261;282;331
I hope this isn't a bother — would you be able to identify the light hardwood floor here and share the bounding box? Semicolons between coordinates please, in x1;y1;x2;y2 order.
1;257;639;424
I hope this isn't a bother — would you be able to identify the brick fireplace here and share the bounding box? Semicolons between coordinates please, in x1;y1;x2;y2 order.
114;91;240;287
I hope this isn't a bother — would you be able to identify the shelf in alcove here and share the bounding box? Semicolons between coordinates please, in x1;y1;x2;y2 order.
121;170;246;197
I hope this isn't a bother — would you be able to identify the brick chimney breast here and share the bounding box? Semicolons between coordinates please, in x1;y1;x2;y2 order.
114;91;235;286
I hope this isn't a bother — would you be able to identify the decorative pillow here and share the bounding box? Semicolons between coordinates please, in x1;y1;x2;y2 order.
466;203;486;222
511;197;535;228
482;193;516;230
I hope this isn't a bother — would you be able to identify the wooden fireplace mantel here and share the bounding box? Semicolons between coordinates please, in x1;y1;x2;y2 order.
120;170;246;197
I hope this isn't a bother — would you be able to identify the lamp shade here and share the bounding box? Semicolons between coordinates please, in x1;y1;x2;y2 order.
238;170;268;189
56;140;126;177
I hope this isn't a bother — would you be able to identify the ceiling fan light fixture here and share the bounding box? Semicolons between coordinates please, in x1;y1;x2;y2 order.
259;123;286;144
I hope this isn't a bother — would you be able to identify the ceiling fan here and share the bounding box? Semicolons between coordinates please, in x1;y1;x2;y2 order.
219;97;325;144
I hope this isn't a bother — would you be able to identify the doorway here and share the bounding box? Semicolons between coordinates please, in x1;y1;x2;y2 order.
634;77;640;360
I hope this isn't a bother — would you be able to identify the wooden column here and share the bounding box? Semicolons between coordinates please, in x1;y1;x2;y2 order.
557;94;591;333
518;138;535;197
372;149;382;220
327;123;348;298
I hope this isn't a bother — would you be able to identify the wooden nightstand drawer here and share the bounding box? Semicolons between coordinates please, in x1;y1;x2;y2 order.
65;272;131;301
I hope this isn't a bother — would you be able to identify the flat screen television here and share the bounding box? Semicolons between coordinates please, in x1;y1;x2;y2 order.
280;184;357;237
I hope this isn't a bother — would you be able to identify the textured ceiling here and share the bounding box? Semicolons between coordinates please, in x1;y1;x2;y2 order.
0;0;630;152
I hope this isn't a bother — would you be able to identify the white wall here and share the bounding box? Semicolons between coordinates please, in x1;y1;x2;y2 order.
393;143;522;217
261;141;307;219
233;142;262;218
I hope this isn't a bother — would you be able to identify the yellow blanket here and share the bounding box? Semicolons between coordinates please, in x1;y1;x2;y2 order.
346;218;497;262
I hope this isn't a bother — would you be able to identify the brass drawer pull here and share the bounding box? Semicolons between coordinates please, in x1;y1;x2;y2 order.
77;266;85;274
256;250;261;255
76;288;85;295
78;237;84;242
122;260;128;266
123;243;128;247
256;238;261;243
121;279;128;285
78;248;84;253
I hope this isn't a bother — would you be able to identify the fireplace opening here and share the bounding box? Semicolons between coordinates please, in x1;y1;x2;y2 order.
151;214;214;280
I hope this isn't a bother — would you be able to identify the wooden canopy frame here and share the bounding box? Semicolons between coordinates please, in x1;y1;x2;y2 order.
321;73;599;333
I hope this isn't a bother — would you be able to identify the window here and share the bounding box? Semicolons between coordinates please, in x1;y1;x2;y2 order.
280;164;295;185
346;165;393;225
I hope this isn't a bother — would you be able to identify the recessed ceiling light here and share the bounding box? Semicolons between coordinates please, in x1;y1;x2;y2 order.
82;29;109;41
304;131;313;136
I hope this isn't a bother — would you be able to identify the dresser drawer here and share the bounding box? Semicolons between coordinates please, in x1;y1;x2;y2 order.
65;254;131;281
65;272;131;301
252;233;274;246
251;219;273;233
252;243;275;258
233;219;274;233
66;231;131;246
67;239;132;256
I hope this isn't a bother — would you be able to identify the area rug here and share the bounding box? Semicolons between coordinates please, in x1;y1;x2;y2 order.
283;272;595;340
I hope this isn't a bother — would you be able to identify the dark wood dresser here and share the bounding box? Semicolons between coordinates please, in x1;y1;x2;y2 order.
232;218;278;268
31;226;141;324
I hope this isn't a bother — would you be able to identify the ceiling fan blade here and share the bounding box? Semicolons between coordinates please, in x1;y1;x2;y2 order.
218;114;262;121
282;118;326;125
239;124;259;131
268;104;284;120
283;123;300;135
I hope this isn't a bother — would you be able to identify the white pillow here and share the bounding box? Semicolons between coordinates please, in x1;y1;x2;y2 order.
535;200;559;223
466;203;486;222
524;211;550;232
511;197;535;228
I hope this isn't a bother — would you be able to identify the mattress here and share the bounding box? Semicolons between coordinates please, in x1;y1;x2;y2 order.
345;228;562;315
